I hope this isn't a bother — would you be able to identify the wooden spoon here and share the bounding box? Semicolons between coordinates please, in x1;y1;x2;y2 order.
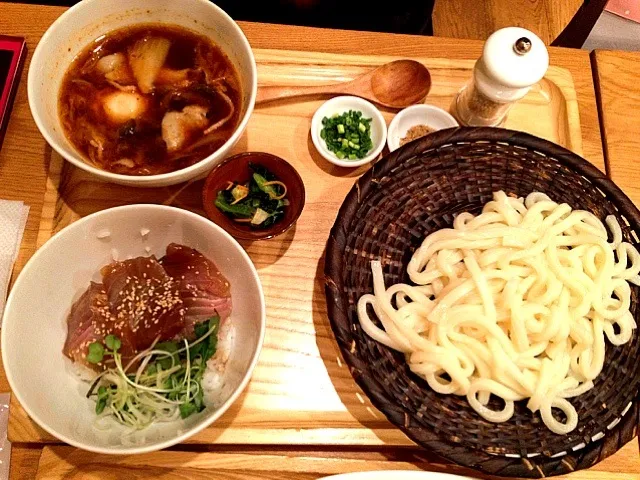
256;60;431;109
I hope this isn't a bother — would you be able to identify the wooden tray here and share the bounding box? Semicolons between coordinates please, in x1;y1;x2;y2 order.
9;48;584;446
32;443;639;479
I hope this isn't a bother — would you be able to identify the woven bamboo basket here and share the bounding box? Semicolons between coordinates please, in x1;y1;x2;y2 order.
324;127;640;478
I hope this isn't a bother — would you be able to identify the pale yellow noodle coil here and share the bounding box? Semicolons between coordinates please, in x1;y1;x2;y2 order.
357;191;639;434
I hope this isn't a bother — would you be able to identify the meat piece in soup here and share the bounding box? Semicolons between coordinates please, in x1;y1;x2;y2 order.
58;24;242;176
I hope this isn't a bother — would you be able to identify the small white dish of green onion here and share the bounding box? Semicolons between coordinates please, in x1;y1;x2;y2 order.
311;96;387;168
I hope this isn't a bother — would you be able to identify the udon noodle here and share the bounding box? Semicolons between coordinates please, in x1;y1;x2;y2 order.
357;191;639;434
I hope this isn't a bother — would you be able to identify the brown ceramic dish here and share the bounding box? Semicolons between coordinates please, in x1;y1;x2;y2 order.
203;152;305;240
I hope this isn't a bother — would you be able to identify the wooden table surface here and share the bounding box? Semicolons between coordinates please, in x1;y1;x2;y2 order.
0;2;636;479
592;50;640;205
432;0;583;44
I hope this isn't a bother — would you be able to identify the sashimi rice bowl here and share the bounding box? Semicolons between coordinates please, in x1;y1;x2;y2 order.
1;205;265;454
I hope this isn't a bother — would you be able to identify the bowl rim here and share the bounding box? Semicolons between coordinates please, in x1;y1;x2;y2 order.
387;104;459;152
1;204;266;454
310;96;387;168
202;151;306;240
26;0;258;185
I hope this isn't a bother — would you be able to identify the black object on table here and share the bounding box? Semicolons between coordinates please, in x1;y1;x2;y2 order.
7;0;436;35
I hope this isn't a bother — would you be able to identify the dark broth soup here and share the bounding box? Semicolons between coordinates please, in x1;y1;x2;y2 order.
59;24;242;176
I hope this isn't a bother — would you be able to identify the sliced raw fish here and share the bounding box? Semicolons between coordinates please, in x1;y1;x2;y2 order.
63;282;136;369
101;256;185;350
160;243;232;336
64;244;232;370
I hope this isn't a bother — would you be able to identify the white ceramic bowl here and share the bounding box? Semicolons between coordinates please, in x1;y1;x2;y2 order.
311;96;387;168
27;0;257;187
1;205;265;454
387;104;459;152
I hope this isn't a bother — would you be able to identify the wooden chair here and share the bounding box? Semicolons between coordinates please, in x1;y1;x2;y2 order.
432;0;608;47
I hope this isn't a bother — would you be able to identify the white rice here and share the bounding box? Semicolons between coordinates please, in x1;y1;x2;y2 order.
202;320;235;407
96;229;111;239
65;356;97;384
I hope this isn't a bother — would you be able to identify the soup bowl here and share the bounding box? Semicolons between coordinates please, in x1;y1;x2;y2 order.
28;0;257;187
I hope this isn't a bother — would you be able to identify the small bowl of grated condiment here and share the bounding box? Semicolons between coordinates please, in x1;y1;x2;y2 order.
387;104;458;152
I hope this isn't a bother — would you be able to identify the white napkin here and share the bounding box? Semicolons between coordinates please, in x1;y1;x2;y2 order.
0;199;27;480
0;200;29;323
0;394;9;480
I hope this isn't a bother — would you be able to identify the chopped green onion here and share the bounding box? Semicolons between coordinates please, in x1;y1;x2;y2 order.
320;110;373;160
87;316;222;429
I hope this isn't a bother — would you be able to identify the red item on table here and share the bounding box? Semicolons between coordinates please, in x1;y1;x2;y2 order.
606;0;640;23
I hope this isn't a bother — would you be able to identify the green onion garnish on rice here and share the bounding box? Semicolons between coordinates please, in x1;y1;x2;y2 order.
85;315;220;429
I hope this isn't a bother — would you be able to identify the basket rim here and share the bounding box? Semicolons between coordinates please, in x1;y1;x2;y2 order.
324;126;640;478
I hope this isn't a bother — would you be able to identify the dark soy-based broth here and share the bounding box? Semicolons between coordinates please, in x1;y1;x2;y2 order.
59;24;242;176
